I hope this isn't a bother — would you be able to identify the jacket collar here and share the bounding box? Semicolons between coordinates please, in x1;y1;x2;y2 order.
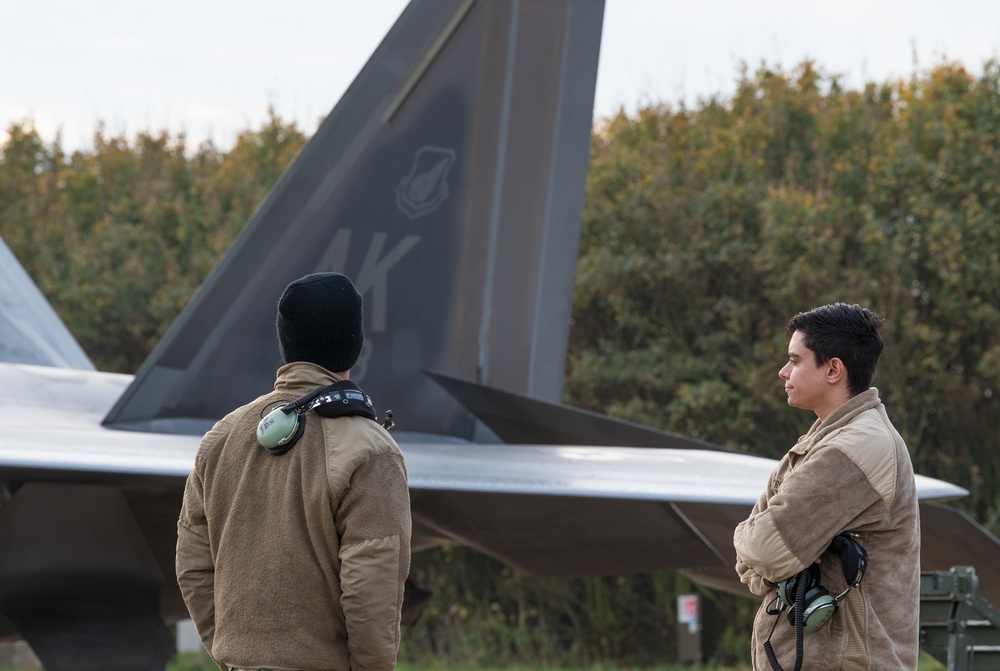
274;361;343;396
790;387;881;455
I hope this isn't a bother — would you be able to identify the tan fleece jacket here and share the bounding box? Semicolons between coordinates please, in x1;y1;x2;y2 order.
734;389;920;671
176;362;411;671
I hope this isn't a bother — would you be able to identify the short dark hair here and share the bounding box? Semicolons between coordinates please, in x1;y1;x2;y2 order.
785;303;886;396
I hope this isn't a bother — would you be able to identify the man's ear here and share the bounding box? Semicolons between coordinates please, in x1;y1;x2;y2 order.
827;357;847;386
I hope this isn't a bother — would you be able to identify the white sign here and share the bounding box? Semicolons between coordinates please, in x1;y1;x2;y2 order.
678;593;700;633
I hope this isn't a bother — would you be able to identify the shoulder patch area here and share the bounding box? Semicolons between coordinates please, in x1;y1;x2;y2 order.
323;415;403;491
824;409;897;503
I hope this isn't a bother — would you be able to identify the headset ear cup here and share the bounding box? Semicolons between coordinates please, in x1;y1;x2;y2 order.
257;408;305;455
778;564;820;608
801;587;836;632
268;414;305;455
785;584;835;631
830;534;868;586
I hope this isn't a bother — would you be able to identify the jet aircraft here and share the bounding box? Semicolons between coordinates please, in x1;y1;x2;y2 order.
2;1;1000;670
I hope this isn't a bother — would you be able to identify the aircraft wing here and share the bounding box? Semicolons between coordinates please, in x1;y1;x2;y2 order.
1;380;987;609
416;370;1000;602
401;438;990;603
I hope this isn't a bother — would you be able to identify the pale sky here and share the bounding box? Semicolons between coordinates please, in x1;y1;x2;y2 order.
3;0;999;153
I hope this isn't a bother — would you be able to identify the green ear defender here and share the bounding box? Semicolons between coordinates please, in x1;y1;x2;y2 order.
775;533;868;633
256;405;305;455
800;592;837;632
255;380;380;456
777;565;836;632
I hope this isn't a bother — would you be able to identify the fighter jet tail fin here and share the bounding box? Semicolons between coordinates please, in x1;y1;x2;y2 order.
102;0;606;440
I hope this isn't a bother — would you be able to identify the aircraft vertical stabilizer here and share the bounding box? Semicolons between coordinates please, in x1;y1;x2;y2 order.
102;0;606;440
0;235;95;371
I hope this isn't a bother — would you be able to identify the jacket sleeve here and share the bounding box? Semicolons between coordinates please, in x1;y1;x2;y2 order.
734;490;776;596
337;451;412;671
733;440;884;583
176;463;219;660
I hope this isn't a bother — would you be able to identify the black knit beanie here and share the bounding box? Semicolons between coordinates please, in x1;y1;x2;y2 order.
276;272;364;373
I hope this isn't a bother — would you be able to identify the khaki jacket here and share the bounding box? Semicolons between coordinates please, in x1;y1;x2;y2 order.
177;362;411;671
734;389;920;671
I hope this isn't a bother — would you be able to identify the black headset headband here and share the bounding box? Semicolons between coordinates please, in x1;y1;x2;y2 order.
298;380;376;421
257;380;378;456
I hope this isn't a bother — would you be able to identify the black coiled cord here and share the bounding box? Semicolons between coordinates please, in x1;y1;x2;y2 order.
764;568;808;671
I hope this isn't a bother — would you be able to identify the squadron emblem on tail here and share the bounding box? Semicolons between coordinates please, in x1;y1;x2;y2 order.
395;146;456;219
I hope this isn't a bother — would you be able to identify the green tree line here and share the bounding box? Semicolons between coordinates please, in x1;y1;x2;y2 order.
2;60;998;666
569;59;1000;527
0;111;306;372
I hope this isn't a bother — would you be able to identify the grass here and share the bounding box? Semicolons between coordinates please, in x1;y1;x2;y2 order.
165;658;751;671
162;656;943;671
161;649;946;671
0;647;947;671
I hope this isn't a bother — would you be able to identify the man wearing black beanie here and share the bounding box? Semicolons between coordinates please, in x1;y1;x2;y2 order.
177;272;412;671
276;273;365;375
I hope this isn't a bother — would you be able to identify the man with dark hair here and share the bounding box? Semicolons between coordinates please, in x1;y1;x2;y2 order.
734;302;920;670
177;272;412;671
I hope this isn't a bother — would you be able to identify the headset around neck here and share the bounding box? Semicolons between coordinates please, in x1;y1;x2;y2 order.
256;379;385;455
